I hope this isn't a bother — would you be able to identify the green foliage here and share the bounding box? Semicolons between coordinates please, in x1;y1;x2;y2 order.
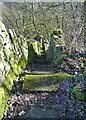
51;28;63;41
71;75;85;101
9;69;17;80
17;65;22;72
51;28;65;47
53;53;66;65
48;28;65;62
32;41;42;55
3;79;13;91
72;74;85;81
79;57;84;68
52;28;62;36
72;86;84;101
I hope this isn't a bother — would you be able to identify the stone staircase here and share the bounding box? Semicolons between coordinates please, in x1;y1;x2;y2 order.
35;52;48;65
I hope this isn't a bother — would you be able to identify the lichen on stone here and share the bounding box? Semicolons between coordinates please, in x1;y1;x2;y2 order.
0;21;28;120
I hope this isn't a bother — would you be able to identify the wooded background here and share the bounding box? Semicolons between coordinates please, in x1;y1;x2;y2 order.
2;2;85;52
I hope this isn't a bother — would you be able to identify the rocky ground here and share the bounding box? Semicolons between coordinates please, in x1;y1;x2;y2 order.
52;50;86;75
2;91;56;120
2;75;86;120
54;75;86;119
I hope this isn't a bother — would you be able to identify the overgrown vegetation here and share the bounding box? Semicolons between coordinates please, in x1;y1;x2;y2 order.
72;86;84;101
72;75;86;101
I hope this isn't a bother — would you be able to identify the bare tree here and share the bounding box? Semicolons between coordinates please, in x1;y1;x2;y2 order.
2;2;84;53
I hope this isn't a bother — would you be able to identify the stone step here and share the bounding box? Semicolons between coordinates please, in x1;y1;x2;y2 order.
35;58;48;64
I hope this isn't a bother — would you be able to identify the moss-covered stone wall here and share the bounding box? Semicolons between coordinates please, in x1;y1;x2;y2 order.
28;40;42;65
0;21;28;120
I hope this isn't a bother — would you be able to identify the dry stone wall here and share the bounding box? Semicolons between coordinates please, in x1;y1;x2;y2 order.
0;21;28;120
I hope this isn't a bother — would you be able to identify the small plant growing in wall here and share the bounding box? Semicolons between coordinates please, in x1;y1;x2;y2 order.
72;86;84;101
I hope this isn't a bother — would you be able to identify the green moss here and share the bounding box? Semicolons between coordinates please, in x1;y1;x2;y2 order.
28;41;42;65
37;42;42;55
52;29;58;36
2;69;16;92
0;87;9;120
53;54;66;65
9;50;14;60
51;28;65;46
28;43;37;65
20;72;70;91
0;55;27;119
18;57;27;69
3;74;14;91
11;56;27;77
32;41;39;55
52;28;62;37
17;65;22;72
9;69;17;80
12;63;19;76
11;56;22;76
72;86;84;101
13;36;17;42
3;79;13;91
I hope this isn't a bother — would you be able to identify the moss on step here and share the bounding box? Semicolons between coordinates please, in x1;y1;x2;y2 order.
20;72;70;91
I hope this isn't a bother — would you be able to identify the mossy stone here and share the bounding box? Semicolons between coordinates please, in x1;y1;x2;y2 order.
9;50;14;60
28;43;37;65
20;72;70;91
18;57;27;69
0;87;9;120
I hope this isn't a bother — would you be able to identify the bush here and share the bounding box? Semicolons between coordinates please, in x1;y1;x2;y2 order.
72;86;84;101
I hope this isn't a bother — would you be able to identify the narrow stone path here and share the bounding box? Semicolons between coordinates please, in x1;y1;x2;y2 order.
2;57;58;119
3;53;84;119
